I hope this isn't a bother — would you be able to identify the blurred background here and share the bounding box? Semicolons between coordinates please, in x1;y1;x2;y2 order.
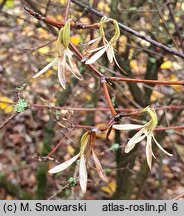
0;0;183;199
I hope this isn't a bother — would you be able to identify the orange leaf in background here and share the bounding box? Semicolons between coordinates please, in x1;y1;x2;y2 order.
150;91;163;102
98;2;110;13
0;96;14;114
101;180;116;196
130;59;139;73
169;74;183;92
67;144;75;156
95;123;115;141
118;35;127;53
5;195;14;200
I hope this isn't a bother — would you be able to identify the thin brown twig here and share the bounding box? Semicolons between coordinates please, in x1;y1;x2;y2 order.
153;0;178;49
44;0;51;16
47;128;74;157
70;0;184;59
47;183;70;200
167;2;184;52
0;0;7;10
24;6;184;85
109;77;184;86
24;6;99;30
0;100;184;112
101;78;117;115
64;0;71;22
0;113;19;130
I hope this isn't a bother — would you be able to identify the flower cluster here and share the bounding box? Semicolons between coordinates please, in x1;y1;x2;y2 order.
48;130;108;194
82;17;126;73
113;107;173;169
33;20;83;89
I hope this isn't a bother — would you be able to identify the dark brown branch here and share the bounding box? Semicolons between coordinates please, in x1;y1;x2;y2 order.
70;0;184;59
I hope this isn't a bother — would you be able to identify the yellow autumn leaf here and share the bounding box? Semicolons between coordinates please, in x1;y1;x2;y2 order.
37;28;51;39
59;0;67;4
67;145;75;155
128;48;134;60
150;91;163;102
130;59;139;73
1;0;14;9
160;61;173;69
38;46;50;55
118;35;127;53
0;96;14;114
101;181;116;196
169;74;183;92
70;35;81;45
98;2;110;12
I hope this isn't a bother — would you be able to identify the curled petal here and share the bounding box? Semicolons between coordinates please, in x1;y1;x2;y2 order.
125;128;147;153
79;155;87;194
113;124;144;131
48;153;80;173
152;135;173;156
67;55;84;81
146;133;153;169
92;149;108;183
112;50;127;75
33;58;57;78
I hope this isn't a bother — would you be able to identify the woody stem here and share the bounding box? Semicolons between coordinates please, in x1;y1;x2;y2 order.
101;78;117;116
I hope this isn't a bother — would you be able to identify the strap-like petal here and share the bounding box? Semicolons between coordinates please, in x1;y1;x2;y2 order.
92;149;108;183
33;58;57;78
86;45;109;64
79;155;88;194
113;124;144;130
57;58;66;89
67;52;84;81
125;128;147;153
146;133;153;169
48;153;80;173
152;134;173;156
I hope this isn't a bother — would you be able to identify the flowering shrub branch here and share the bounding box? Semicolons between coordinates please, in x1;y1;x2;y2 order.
1;2;179;196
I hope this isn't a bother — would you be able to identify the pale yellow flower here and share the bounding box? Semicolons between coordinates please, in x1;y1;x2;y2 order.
33;20;83;89
49;131;89;193
84;18;125;73
113;107;173;169
48;130;108;193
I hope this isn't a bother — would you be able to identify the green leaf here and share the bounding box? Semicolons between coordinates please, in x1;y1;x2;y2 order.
15;99;28;113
